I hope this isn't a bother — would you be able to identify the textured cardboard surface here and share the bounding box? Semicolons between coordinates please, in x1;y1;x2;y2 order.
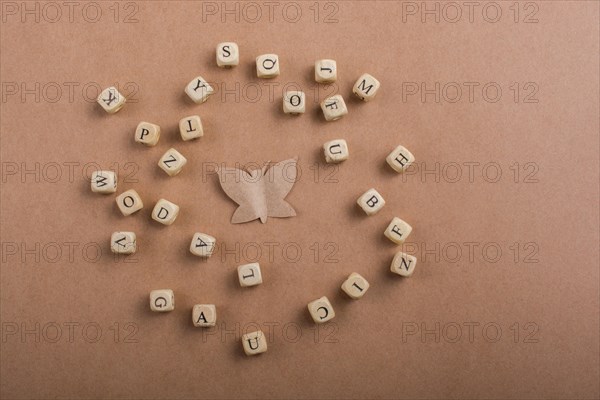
0;1;598;399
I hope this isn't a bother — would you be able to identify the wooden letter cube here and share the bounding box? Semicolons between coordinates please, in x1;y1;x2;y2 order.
185;75;214;103
91;170;116;194
353;73;381;102
216;42;239;67
391;252;417;277
152;199;180;225
150;289;174;312
179;115;204;141
134;121;160;146
323;139;349;163
97;86;126;113
308;296;335;324
341;272;370;299
384;217;413;244
283;91;305;114
315;59;337;83
321;95;348;121
242;330;267;356
115;189;143;216
256;54;280;78
110;231;136;254
192;304;217;327
357;188;385;215
386;145;415;173
189;232;216;257
238;263;262;287
158;148;187;176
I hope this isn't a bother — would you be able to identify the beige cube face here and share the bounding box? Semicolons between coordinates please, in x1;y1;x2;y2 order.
189;232;216;257
308;296;335;324
97;86;126;113
152;199;180;225
315;59;337;83
323;139;349;163
192;304;216;327
150;289;174;312
357;188;385;215
91;170;117;194
391;252;417;277
384;217;413;244
353;73;381;102
238;263;262;287
115;189;143;216
341;273;370;299
256;54;280;78
185;75;214;103
179;115;204;141
321;95;348;121
283;91;305;114
242;330;267;356
158;148;187;176
216;42;239;67
110;231;136;254
135;122;160;146
386;145;415;173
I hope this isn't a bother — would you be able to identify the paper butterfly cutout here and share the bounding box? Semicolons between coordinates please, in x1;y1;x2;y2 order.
217;158;298;224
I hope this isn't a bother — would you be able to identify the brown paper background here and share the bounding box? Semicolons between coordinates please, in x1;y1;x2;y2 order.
1;1;598;399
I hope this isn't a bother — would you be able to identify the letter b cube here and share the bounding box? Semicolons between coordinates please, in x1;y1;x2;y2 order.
357;188;385;215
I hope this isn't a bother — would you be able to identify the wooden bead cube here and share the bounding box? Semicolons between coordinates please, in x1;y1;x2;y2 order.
179;115;204;141
152;199;180;225
216;42;239;67
323;139;349;163
150;289;174;312
242;330;267;356
308;296;335;324
341;272;370;299
315;59;337;83
386;145;415;173
115;189;143;216
384;217;413;244
91;170;116;194
321;95;348;121
110;231;136;254
238;263;262;287
391;252;417;277
283;91;305;114
189;232;216;257
256;54;280;78
97;86;126;114
192;304;217;327
158;148;187;176
134;121;160;146
357;188;385;215
185;75;214;103
353;73;381;102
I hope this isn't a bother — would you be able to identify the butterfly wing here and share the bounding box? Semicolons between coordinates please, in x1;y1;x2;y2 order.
264;158;298;219
217;167;267;224
230;204;261;224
